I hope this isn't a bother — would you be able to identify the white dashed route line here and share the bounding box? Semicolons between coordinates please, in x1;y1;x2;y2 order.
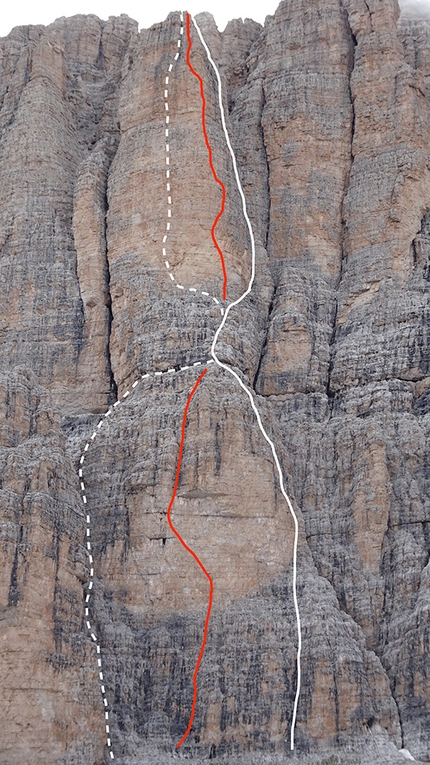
78;358;214;759
191;14;302;750
162;12;224;317
80;6;302;757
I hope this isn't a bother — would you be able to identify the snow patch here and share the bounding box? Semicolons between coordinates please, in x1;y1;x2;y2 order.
399;749;416;762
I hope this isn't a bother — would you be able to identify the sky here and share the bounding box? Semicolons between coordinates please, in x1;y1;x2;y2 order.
399;0;430;15
2;0;430;39
0;0;278;38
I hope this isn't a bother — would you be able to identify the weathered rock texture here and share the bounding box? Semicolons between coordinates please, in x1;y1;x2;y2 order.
0;2;429;764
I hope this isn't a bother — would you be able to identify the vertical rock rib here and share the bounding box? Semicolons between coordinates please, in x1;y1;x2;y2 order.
326;1;430;757
253;0;354;397
73;135;119;413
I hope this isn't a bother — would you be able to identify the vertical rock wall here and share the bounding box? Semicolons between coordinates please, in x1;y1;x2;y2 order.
0;1;429;763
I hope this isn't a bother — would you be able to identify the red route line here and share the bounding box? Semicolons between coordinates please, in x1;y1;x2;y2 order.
185;12;228;302
166;367;214;748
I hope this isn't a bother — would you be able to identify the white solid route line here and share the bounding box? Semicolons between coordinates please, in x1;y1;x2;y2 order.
78;352;214;757
78;9;299;757
191;14;302;750
161;11;225;318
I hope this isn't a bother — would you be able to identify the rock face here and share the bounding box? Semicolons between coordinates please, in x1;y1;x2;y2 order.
0;2;430;764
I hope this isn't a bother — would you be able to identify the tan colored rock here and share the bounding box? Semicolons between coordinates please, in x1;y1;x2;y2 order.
0;2;430;764
0;370;106;764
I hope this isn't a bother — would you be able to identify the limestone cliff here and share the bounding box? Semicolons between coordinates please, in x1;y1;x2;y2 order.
0;2;430;764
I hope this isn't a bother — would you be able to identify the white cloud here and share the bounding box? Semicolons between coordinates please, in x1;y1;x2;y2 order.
398;0;430;18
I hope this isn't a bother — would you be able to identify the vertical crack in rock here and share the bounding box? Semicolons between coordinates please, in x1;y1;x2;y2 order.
104;181;119;406
73;134;120;412
252;279;277;392
260;84;271;253
325;298;339;405
7;522;24;607
258;81;271;250
326;1;358;404
52;528;63;654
